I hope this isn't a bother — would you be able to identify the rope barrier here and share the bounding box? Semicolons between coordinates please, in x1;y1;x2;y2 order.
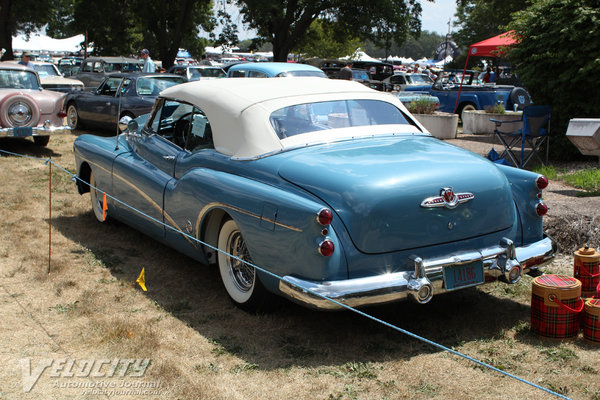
0;147;572;399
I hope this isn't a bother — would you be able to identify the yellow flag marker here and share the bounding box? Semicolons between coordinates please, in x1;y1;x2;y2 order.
136;267;147;291
102;192;108;221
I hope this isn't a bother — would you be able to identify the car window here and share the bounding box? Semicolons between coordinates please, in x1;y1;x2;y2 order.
277;70;327;78
247;70;267;78
229;69;246;78
147;100;194;148
390;75;406;84
97;77;123;96
189;68;226;79
352;71;370;81
185;110;214;152
81;61;93;72
270;99;409;139
136;76;185;96
0;69;40;90
93;62;103;72
33;64;59;77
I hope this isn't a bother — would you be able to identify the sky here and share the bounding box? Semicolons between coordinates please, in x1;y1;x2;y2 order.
215;0;458;40
420;0;458;35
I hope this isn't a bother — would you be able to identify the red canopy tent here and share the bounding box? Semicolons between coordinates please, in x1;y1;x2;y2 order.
454;31;519;112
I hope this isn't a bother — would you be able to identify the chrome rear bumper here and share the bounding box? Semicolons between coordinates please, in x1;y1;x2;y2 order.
279;235;557;310
0;123;72;137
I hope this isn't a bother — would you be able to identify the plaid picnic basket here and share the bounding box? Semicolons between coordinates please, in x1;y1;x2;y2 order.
531;275;583;339
574;246;600;298
583;298;600;343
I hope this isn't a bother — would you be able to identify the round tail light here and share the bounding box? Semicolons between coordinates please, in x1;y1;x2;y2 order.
536;202;548;216
318;239;335;257
536;175;548;190
316;208;333;226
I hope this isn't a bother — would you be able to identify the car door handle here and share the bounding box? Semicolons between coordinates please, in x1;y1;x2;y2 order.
106;102;111;105
162;155;175;160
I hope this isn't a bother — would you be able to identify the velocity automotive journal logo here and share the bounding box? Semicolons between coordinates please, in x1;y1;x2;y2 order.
20;358;153;393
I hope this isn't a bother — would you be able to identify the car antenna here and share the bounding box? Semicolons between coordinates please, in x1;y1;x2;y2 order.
114;77;126;151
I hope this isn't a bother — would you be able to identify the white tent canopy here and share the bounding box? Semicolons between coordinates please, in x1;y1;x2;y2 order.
12;32;85;53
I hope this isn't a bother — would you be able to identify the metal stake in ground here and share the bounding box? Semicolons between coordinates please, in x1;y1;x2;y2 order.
48;157;52;274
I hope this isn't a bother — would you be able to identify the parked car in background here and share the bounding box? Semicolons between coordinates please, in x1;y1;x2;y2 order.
395;91;440;108
65;72;185;131
74;57;143;89
57;57;83;77
227;62;327;78
73;77;556;311
0;63;70;146
166;65;226;81
31;61;84;93
429;70;532;120
382;72;434;92
4;60;84;93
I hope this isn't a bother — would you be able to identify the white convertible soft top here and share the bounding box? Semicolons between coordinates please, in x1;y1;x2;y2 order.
159;77;425;158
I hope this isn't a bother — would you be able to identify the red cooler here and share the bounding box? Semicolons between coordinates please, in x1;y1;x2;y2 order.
531;275;583;339
583;298;600;343
574;246;600;298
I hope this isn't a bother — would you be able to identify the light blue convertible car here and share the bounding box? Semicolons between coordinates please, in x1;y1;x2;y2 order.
73;78;556;311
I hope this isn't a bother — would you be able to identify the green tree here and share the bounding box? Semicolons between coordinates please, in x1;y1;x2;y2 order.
293;19;363;59
453;0;526;53
134;0;214;68
364;30;444;59
235;0;424;62
47;0;213;68
46;0;142;56
508;0;600;160
0;0;54;60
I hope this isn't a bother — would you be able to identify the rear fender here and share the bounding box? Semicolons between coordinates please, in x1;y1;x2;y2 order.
496;164;545;244
164;169;348;292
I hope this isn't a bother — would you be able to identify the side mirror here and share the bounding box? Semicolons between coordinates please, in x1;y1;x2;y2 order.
119;115;136;133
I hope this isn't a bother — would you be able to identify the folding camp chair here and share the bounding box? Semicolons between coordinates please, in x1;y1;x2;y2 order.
492;105;551;169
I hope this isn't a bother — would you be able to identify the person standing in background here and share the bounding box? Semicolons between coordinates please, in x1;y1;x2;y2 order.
18;52;35;68
140;49;156;73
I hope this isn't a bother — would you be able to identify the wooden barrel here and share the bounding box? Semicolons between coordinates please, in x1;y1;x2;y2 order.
583;298;600;343
531;275;583;339
574;246;600;298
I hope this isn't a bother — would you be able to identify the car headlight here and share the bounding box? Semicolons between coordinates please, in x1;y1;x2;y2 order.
8;101;33;126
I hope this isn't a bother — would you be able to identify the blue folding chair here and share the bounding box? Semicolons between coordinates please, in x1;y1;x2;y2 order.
492;105;551;169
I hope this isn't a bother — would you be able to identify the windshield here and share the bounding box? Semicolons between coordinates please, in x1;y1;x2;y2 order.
189;68;226;79
270;99;409;139
33;64;60;77
407;74;433;84
0;69;40;90
136;76;185;95
276;70;327;78
105;63;141;73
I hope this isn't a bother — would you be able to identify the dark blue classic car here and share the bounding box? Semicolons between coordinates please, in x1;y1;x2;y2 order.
73;78;556;311
430;70;532;120
65;73;185;131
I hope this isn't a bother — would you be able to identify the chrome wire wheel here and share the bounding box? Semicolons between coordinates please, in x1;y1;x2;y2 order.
217;219;268;310
225;229;255;293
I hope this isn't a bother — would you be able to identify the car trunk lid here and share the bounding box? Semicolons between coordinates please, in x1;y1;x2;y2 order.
278;137;515;254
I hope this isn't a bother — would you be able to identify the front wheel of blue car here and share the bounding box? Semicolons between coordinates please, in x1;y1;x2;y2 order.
217;219;268;311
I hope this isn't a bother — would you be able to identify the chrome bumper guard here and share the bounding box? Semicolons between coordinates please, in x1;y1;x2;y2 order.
279;235;557;310
0;122;72;137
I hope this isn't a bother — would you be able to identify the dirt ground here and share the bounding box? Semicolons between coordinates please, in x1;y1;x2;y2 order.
1;132;599;400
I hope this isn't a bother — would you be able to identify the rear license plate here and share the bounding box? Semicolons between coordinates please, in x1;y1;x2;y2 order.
443;261;484;291
13;127;33;137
